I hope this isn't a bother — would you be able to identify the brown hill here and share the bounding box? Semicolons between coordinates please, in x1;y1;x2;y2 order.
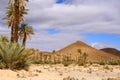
57;41;119;62
100;48;120;57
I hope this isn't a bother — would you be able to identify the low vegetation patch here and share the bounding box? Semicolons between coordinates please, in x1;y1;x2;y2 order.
107;77;120;80
0;43;34;70
63;76;79;80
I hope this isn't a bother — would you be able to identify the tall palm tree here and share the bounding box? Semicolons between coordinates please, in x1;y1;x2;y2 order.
19;23;34;47
6;0;28;43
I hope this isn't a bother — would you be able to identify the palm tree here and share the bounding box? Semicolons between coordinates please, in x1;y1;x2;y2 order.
82;52;88;64
6;0;28;43
19;23;34;47
77;49;82;55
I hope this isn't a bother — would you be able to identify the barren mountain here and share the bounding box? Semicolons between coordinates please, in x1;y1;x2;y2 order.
57;41;119;62
100;48;120;57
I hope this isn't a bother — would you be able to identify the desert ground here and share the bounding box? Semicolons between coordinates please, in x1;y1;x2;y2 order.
0;64;120;80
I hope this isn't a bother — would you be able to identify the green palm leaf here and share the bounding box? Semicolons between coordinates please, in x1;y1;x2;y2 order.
0;43;34;70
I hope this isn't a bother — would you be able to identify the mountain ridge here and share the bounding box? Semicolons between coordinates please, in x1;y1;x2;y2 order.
100;48;120;57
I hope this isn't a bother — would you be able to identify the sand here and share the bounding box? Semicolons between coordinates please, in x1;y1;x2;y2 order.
0;64;120;80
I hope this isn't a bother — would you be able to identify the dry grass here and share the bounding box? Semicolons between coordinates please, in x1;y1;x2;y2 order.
63;76;79;80
107;77;120;80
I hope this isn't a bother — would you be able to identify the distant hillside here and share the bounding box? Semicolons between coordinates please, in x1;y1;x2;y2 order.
100;48;120;57
57;41;119;62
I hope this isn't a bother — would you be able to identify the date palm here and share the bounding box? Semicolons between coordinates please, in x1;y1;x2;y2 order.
82;52;88;64
19;23;34;47
6;0;28;43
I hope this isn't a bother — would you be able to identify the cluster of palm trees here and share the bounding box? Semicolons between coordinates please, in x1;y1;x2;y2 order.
77;49;88;65
0;0;35;70
6;0;34;46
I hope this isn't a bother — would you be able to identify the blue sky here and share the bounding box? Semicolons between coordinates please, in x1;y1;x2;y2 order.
46;0;120;50
85;34;119;45
0;0;120;51
85;34;120;49
47;29;60;35
46;26;120;50
56;0;64;3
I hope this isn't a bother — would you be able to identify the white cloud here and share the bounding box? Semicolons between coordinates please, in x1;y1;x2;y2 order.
27;31;85;51
0;24;10;37
91;42;119;49
0;0;120;51
26;0;120;34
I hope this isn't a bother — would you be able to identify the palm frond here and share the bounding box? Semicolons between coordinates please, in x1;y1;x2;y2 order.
0;43;33;69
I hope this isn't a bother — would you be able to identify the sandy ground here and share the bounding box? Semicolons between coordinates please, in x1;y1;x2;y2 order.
0;64;120;80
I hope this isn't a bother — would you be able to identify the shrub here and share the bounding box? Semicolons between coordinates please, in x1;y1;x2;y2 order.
33;60;43;64
62;55;73;67
107;78;120;80
77;50;88;66
117;60;120;65
0;60;5;69
63;76;79;80
44;60;51;64
0;43;34;70
107;61;118;65
0;36;9;43
62;61;72;67
98;61;106;65
104;66;110;70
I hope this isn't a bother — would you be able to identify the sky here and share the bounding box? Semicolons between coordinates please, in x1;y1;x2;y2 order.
0;0;120;51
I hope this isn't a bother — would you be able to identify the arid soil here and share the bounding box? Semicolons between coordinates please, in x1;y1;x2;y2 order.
0;64;120;80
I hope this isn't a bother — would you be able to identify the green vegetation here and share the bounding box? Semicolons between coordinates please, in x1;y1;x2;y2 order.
62;55;73;66
0;0;34;68
0;0;118;71
0;36;9;43
0;0;34;70
98;61;106;65
6;0;29;43
63;76;79;80
77;49;88;66
32;49;89;67
0;42;34;70
107;78;120;80
95;60;120;65
19;23;34;47
107;60;120;65
83;52;88;64
33;60;43;64
32;48;120;67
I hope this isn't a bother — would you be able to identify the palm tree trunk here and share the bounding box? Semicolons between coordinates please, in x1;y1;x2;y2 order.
22;33;26;47
40;53;43;61
11;26;14;42
13;22;19;43
12;0;19;43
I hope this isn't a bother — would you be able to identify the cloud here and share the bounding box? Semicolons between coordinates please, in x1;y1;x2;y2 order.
91;42;119;49
0;0;9;23
27;31;85;51
26;0;120;34
0;24;10;37
0;0;120;51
